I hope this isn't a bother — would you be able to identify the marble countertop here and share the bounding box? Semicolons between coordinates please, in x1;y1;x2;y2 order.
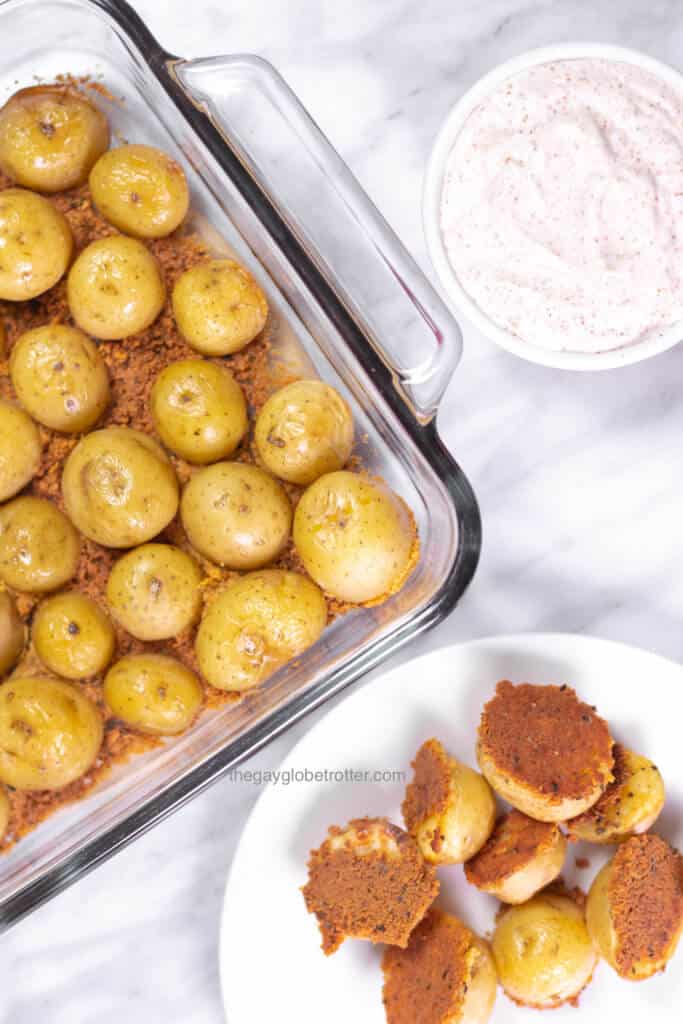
5;0;683;1020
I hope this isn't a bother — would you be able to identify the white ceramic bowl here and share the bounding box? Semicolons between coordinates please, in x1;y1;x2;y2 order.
423;44;683;371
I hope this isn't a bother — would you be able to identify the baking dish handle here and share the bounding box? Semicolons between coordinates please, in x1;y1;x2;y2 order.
170;54;462;423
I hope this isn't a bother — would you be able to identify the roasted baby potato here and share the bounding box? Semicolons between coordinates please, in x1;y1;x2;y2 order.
303;817;439;955
382;909;497;1024
180;462;291;570
477;681;614;822
62;427;179;548
32;591;115;680
89;144;189;238
106;543;202;641
0;188;73;301
150;358;247;464
0;85;109;193
103;653;202;736
464;810;566;904
0;399;42;501
172;259;268;355
566;744;665;843
10;324;109;433
293;470;416;603
0;675;102;790
67;235;165;340
402;738;495;865
0;496;80;593
195;569;327;691
492;893;597;1009
0;590;25;676
586;833;683;981
254;379;354;485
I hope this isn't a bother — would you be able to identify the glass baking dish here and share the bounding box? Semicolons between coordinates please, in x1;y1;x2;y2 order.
0;0;481;929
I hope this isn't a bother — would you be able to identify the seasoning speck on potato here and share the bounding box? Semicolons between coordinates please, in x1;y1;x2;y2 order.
89;143;189;238
172;258;268;355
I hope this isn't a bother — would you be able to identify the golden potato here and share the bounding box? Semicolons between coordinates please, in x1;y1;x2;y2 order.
0;590;25;676
293;471;416;603
10;324;109;433
586;834;683;981
492;893;597;1008
180;462;291;569
0;496;80;593
0;188;73;301
172;259;268;355
402;738;495;865
106;543;202;641
32;591;115;680
103;653;202;736
62;427;179;548
0;85;109;192
150;358;247;464
382;910;497;1024
195;569;327;691
67;235;165;340
0;786;9;840
0;675;102;790
89;144;189;238
464;811;566;905
566;744;665;844
0;399;42;501
254;380;354;485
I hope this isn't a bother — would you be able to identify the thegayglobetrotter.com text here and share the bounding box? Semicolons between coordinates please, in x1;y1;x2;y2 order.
225;767;406;787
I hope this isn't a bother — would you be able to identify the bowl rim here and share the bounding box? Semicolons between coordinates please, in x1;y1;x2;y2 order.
423;42;683;371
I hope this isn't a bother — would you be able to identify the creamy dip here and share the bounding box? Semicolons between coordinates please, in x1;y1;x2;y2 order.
440;58;683;354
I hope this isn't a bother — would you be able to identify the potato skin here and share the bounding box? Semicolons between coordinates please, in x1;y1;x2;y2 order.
10;324;109;433
106;543;202;641
0;188;73;301
566;747;665;844
180;462;291;569
492;894;597;1008
150;358;248;464
89;144;189;238
67;235;165;340
195;569;327;691
0;675;103;790
254;380;354;486
293;471;416;603
0;496;80;593
0;85;109;193
103;653;202;735
0;399;41;501
62;427;179;548
172;259;268;355
0;590;25;676
32;591;115;680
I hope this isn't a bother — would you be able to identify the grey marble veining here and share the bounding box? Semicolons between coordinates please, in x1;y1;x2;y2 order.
3;0;683;1020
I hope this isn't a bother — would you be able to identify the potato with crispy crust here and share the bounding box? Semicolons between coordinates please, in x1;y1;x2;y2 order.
0;676;102;790
0;496;80;593
90;144;189;238
464;810;566;904
402;738;495;865
10;324;110;433
566;744;665;843
33;591;115;680
0;400;41;502
62;427;179;548
492;893;597;1009
382;908;497;1024
586;834;683;981
477;681;614;822
67;235;165;340
196;569;326;691
172;259;268;355
0;188;72;301
0;85;109;193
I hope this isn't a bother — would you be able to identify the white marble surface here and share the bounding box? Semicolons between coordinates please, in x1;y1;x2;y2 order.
4;0;683;1020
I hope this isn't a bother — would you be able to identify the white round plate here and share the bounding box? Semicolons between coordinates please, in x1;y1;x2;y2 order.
220;634;683;1022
